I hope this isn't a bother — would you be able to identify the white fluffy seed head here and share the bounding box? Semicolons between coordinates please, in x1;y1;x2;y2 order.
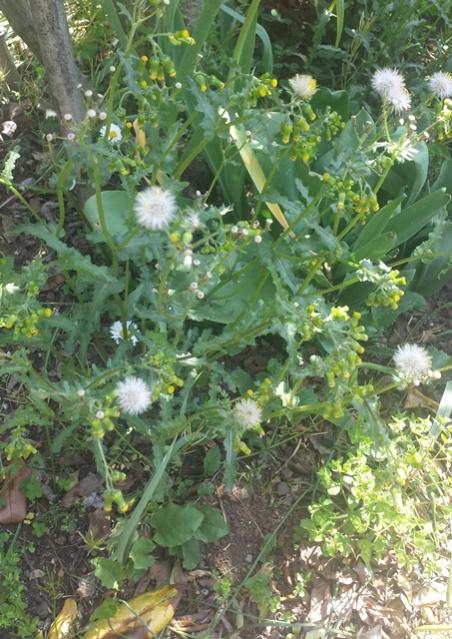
234;399;262;429
428;72;452;99
289;74;317;99
115;376;151;415
371;67;405;98
134;186;177;230
394;344;432;385
387;86;412;112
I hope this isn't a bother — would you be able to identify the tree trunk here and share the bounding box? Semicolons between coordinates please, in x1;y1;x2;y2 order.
27;0;85;124
0;26;20;88
0;0;41;60
0;0;85;125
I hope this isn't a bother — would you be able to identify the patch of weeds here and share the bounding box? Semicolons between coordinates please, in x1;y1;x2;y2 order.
0;531;38;639
301;414;452;573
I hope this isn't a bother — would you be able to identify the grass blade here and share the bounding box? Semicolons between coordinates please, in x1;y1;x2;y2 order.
99;0;128;50
177;0;223;80
220;3;273;74
334;0;345;47
116;437;178;563
230;0;261;79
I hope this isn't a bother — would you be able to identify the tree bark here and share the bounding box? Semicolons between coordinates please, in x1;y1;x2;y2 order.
27;0;85;123
0;0;41;60
0;26;20;88
0;0;85;125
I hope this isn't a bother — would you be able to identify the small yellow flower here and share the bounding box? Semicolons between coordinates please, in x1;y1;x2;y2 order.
140;55;149;62
43;307;53;318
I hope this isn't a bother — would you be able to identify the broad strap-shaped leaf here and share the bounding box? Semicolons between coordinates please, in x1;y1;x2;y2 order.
384;189;450;246
353;195;404;250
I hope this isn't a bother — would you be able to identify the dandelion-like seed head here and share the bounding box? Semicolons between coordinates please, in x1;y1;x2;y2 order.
134;186;177;230
387;86;412;112
115;376;151;415
110;320;139;345
371;67;405;98
234;398;262;429
394;344;432;385
289;74;317;100
428;72;452;99
99;123;122;143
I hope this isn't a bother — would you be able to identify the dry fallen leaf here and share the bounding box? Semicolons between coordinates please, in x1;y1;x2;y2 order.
48;599;78;639
62;473;103;508
306;577;332;624
0;465;31;524
84;585;180;639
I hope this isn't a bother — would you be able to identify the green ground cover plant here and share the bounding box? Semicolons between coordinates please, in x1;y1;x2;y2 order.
1;0;452;636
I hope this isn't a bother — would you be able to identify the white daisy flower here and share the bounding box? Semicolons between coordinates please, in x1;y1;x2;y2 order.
234;399;262;429
394;344;432;385
115;377;151;415
371;67;405;98
134;186;177;230
99;122;122;143
109;320;139;345
428;72;452;99
289;74;317;100
387;86;412;112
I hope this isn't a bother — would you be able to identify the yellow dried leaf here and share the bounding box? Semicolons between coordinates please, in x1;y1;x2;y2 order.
48;599;78;639
133;119;146;149
84;585;178;639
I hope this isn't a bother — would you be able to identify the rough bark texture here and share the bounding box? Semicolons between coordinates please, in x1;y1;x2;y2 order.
0;0;85;124
27;0;85;123
0;26;20;88
0;0;41;60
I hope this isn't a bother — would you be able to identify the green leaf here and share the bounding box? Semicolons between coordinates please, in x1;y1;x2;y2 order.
20;223;116;282
84;190;131;238
151;503;204;547
390;142;429;204
352;232;396;261
181;538;200;570
333;0;345;47
177;0;223;80
203;446;222;476
385;189;450;246
353;195;404;249
230;0;261;78
1;146;20;185
93;558;125;590
116;439;179;563
194;506;229;543
129;537;156;570
90;598;120;622
99;0;128;50
220;3;273;74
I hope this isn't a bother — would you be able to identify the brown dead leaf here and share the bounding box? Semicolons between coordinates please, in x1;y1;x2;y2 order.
306;577;332;624
88;508;111;540
0;465;31;524
62;472;102;507
404;388;438;411
357;624;383;639
412;582;446;608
